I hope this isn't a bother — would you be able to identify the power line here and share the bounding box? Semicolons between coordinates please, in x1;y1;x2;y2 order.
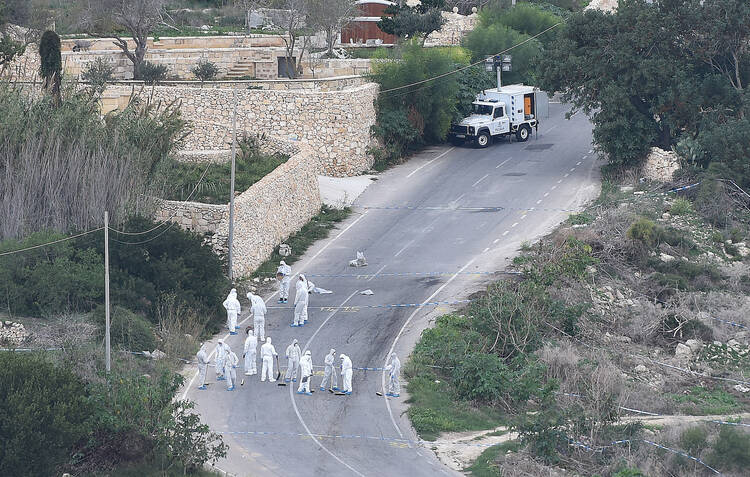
0;227;104;257
378;22;563;95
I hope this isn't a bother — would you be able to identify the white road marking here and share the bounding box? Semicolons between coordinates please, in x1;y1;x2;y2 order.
368;264;387;282
406;147;454;178
472;174;489;187
493;238;500;244
544;192;549;197
394;238;415;257
496;157;511;169
502;230;509;236
180;211;369;400
570;168;576;172
589;149;594;154
454;192;466;202
546;125;558;132
293;291;365;477
576;161;582;166
557;179;563;184
564;173;569;178
483;247;489;253
551;185;557;190
521;214;527;219
536;199;542;204
383;257;477;438
512;222;519;228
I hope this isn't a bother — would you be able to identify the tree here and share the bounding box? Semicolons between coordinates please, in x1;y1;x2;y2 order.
39;30;61;105
463;23;543;84
87;0;167;80
234;0;271;34
306;0;358;57
379;0;446;44
278;0;309;78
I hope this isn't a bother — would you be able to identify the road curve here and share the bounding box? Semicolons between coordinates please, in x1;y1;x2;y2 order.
184;103;599;476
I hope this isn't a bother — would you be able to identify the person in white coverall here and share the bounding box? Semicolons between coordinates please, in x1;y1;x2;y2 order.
260;337;277;382
320;348;338;391
222;288;241;334
297;350;313;395
215;339;227;380
284;338;301;382
301;277;315;323
243;328;257;376
292;275;308;327
225;347;238;391
384;352;401;397
247;291;267;341
196;343;209;390
340;354;353;395
277;261;292;303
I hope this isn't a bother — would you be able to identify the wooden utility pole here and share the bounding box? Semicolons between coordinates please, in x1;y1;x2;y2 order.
104;210;111;373
228;89;238;281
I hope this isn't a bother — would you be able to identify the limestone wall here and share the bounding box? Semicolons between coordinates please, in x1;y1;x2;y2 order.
425;12;478;47
108;75;368;91
103;82;378;176
154;200;228;234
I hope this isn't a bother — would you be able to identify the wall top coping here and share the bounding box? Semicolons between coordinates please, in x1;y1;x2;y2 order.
106;81;379;95
60;34;283;42
156;198;229;209
106;74;367;86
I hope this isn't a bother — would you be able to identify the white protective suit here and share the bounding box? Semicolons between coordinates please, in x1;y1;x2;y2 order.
298;351;313;394
260;337;277;382
244;330;258;375
284;339;301;382
223;288;241;333
215;339;227;379
225;349;238;390
247;291;267;341
293;276;308;326
301;278;315;323
277;261;292;301
196;343;209;388
320;348;338;391
385;353;401;396
341;354;353;394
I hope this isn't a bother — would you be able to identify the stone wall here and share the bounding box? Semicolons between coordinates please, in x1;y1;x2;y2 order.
103;82;378;177
154;200;228;234
425;12;479;47
642;147;681;183
108;75;368;91
299;59;372;78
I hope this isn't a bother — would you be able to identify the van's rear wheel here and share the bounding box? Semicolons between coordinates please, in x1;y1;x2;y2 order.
476;131;491;148
516;125;531;142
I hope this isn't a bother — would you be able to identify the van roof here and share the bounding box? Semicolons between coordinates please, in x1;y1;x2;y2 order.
481;84;537;95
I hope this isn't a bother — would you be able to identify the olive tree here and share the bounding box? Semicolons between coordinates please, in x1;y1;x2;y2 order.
306;0;358;57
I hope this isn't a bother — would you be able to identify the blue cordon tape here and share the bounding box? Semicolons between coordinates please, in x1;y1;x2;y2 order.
569;438;722;474
267;299;474;310
303;271;522;278
217;429;504;448
666;182;701;193
708;316;748;329
359;205;578;212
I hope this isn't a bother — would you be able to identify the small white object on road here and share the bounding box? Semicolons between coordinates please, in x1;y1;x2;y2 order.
360;289;374;295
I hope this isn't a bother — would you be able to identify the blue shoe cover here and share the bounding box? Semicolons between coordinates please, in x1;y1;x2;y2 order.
227;386;235;391
304;392;313;395
217;377;225;381
285;378;291;382
198;385;207;390
392;394;400;397
333;387;339;391
320;387;326;391
292;378;297;382
296;391;304;394
230;332;237;335
344;391;352;395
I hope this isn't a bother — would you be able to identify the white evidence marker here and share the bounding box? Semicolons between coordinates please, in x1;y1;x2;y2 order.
493;238;500;244
512;222;519;228
536;199;542;204
502;230;509;236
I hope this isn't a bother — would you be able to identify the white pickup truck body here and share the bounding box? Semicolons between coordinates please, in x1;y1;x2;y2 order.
449;84;549;147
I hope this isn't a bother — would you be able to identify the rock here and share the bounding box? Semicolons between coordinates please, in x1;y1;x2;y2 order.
728;339;741;349
685;339;703;353
734;384;750;393
660;253;675;262
253;277;260;282
615;290;625;300
662;212;671;219
151;349;166;360
635;364;648;373
586;265;597;275
713;340;723;346
620;186;634;193
634;191;645;195
142;351;152;358
675;343;692;358
641;147;680;182
616;335;632;343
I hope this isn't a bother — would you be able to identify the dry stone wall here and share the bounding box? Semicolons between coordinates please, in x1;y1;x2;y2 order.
425;12;479;46
105;82;378;176
154;200;228;234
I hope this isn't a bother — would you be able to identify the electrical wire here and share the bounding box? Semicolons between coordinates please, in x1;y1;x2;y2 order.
378;22;563;95
0;227;104;257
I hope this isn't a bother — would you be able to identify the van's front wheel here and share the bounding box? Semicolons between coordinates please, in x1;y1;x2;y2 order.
476;131;491;148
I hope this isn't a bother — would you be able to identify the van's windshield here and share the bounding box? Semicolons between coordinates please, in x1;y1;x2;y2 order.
472;104;494;115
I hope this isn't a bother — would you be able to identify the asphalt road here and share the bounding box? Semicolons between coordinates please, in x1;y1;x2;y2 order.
182;103;600;476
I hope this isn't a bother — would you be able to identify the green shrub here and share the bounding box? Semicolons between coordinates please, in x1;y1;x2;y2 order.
0;353;90;476
452;353;508;402
679;425;709;455
480;3;562;46
708;427;750;470
627;217;658;246
191;59;219;82
670;197;693;215
82;57;115;96
136;61;168;84
93;305;156;351
568;212;593;225
463;23;542;84
668;386;740;415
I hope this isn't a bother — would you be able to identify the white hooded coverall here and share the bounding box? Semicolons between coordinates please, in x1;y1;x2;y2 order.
223;289;241;332
320;349;338;390
301;278;315;323
260;338;277;382
293;277;308;326
196;344;209;387
341;354;353;393
385;353;401;395
277;261;292;300
244;331;258;375
215;340;227;379
298;351;313;393
247;292;267;340
225;350;238;389
285;340;301;381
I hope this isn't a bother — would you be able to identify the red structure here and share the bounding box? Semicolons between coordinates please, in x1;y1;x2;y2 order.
341;0;397;45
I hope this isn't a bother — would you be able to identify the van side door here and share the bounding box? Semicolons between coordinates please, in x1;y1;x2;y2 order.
491;106;510;135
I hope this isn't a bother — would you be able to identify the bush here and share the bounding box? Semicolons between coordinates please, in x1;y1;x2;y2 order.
679;425;709;455
82;57;115;96
191;59;219;82
0;353;90;476
136;61;168;84
627;217;657;246
463;23;542;84
93;305;156;352
708;427;750;470
452;353;508;402
670;197;693;215
480;2;562;46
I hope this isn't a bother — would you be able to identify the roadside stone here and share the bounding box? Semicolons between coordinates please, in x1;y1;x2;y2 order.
151;349;166;360
675;343;692;358
660;253;675;262
620;186;634;193
685;339;703;353
634;364;648;373
734;384;750;393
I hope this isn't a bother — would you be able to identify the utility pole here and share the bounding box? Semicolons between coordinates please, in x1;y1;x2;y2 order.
228;89;238;281
104;210;111;373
